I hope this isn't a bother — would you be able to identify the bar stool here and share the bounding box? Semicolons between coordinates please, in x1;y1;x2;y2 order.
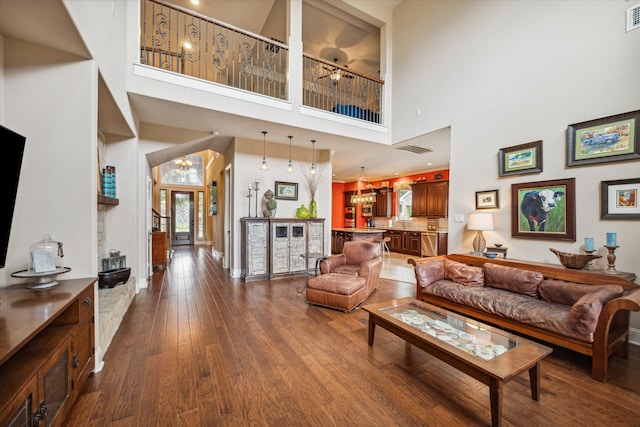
368;237;391;260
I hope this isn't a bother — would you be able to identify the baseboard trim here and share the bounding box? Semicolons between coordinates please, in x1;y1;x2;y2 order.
630;327;640;346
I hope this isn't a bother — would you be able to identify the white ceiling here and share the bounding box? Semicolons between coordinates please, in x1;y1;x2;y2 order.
0;0;450;183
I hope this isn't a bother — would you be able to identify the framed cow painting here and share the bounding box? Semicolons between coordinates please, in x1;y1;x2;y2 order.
511;178;576;241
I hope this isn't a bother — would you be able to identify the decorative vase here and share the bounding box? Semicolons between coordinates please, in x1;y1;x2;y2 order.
309;198;318;218
296;204;309;218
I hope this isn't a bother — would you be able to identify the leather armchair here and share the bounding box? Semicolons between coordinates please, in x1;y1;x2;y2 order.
320;240;382;298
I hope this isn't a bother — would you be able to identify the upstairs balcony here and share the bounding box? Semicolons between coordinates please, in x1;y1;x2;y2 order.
140;0;384;125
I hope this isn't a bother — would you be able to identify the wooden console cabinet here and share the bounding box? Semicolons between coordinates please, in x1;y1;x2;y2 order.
241;218;325;281
0;278;96;427
152;231;167;268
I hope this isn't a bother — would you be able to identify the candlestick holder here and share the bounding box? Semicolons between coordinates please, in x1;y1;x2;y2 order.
603;245;619;273
583;249;597;270
253;181;260;218
247;187;253;217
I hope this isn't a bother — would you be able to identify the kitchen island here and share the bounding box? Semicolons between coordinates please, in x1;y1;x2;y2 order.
331;228;385;254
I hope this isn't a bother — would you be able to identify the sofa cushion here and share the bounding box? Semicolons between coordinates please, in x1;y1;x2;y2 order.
539;280;624;306
484;263;543;298
444;259;484;287
420;280;593;342
415;259;445;287
569;290;616;335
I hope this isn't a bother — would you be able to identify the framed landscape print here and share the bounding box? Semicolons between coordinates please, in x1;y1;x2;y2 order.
475;189;499;210
274;181;298;200
600;178;640;219
566;110;640;167
498;140;543;177
511;178;575;241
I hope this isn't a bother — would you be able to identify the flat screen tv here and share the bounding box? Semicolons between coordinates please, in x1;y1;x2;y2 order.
0;125;26;269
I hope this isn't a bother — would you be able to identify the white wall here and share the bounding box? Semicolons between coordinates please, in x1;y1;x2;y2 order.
393;0;640;323
2;39;98;285
230;137;332;277
64;0;136;132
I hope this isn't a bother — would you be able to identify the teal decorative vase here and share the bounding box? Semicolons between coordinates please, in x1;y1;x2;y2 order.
296;204;309;218
309;198;318;218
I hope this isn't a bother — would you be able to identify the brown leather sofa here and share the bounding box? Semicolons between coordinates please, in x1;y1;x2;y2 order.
306;240;382;312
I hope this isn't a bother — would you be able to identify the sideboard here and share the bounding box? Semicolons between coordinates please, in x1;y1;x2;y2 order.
241;218;325;281
0;277;96;426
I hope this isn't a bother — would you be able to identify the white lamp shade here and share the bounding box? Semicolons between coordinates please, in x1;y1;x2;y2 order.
467;213;494;231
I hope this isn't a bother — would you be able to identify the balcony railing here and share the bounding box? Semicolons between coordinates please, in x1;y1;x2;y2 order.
302;55;383;124
140;0;383;124
141;0;288;98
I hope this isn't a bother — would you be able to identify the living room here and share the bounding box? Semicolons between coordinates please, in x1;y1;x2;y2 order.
1;0;639;425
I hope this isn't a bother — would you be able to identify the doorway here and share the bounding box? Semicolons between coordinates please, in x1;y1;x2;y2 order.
171;191;194;246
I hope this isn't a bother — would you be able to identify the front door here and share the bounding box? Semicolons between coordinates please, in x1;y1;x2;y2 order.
171;191;194;246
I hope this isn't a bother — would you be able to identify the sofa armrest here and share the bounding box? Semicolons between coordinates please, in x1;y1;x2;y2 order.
591;288;640;381
408;256;446;267
320;254;346;274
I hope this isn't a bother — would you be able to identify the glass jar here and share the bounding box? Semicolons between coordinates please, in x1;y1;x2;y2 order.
29;234;64;273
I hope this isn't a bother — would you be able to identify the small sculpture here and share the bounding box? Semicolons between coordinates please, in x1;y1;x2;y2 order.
262;189;277;218
549;248;602;270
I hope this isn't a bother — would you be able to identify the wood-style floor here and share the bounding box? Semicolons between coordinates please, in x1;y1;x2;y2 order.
67;246;640;426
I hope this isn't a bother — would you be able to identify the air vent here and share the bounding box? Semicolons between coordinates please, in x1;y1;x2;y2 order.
395;144;433;154
628;4;640;32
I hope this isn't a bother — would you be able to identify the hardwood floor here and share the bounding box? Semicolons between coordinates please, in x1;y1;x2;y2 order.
67;246;640;426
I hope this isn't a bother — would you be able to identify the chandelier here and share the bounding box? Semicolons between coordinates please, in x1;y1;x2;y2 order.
350;167;376;204
175;156;192;172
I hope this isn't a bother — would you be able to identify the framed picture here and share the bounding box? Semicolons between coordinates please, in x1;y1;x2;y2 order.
511;178;576;241
274;181;298;200
475;189;499;210
498;140;543;177
600;178;640;219
566;110;640;167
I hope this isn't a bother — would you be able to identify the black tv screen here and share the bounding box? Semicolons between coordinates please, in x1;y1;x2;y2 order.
0;125;26;269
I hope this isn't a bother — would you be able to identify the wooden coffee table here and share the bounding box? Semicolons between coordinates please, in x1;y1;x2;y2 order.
362;298;552;427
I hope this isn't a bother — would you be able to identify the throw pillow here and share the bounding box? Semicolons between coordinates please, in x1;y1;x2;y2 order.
483;263;543;298
444;259;484;287
569;290;614;335
539;280;624;306
415;259;445;288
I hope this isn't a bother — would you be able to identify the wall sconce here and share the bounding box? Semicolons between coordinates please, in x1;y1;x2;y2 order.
260;131;268;170
287;135;294;173
467;213;494;255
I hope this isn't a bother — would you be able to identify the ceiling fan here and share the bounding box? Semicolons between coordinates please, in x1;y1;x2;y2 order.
319;58;354;82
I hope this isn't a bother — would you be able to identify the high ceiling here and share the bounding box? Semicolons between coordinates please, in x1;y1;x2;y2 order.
0;0;450;183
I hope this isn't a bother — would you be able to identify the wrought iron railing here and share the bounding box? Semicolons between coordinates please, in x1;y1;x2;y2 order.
302;55;383;124
152;208;171;240
140;0;383;123
141;0;288;99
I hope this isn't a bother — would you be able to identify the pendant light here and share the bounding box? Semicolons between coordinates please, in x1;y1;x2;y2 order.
310;139;316;175
260;131;268;170
350;166;376;204
287;135;294;173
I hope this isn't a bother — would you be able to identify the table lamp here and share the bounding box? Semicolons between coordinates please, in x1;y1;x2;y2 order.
467;213;493;255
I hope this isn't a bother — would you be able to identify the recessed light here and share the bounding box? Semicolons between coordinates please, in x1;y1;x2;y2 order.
191;0;199;4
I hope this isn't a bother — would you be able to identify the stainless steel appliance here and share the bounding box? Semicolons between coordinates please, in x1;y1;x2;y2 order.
421;232;437;257
362;205;373;216
344;206;355;227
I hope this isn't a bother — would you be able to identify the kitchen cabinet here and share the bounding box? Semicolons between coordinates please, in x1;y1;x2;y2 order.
0;279;96;427
375;188;391;217
438;232;448;255
411;181;448;217
331;231;345;254
403;231;422;257
384;230;403;252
